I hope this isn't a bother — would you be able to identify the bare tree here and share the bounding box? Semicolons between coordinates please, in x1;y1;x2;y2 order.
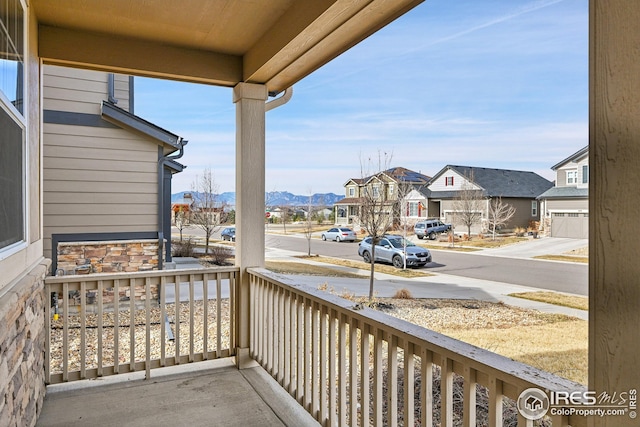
487;197;516;240
190;167;223;255
174;205;189;242
451;172;484;238
359;151;394;301
303;191;314;256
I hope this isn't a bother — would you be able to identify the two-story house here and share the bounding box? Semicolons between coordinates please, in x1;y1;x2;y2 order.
426;165;554;235
334;167;431;229
537;146;589;238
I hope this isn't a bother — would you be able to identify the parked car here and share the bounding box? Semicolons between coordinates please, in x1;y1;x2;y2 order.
321;227;356;242
358;235;432;268
220;227;235;241
414;219;451;240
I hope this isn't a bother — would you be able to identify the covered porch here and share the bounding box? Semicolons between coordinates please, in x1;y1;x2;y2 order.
0;0;638;426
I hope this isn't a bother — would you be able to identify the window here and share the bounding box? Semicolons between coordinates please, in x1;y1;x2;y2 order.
445;176;454;186
566;170;577;185
389;184;394;196
582;165;589;184
408;202;419;217
531;201;538;217
372;186;380;198
0;0;25;252
348;187;355;197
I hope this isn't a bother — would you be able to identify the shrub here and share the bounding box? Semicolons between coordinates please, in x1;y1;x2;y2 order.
172;238;195;257
393;288;413;299
208;245;234;266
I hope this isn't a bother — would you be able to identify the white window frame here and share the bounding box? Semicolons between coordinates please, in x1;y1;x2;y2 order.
566;170;578;185
531;200;538;217
348;187;355;197
0;0;28;260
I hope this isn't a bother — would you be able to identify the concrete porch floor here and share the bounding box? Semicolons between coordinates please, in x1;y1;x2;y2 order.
37;358;319;427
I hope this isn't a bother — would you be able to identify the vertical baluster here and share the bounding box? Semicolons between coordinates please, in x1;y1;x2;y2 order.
338;313;347;426
304;298;312;411
373;328;383;427
404;342;415;427
145;277;151;379
319;305;328;424
278;288;286;385
97;280;104;377
311;302;319;419
160;276;166;366
420;348;433;427
249;273;255;358
114;279;120;374
202;272;209;359
174;275;181;364
229;270;235;352
62;282;69;381
45;285;52;383
80;281;86;379
284;290;291;391
328;309;337;427
129;278;136;371
349;317;358;425
268;282;274;374
441;356;454;427
189;274;195;362
297;294;305;403
462;366;477;427
360;324;371;427
488;376;503;427
387;334;398;427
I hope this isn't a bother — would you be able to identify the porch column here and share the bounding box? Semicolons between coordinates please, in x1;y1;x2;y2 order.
590;2;640;426
233;82;268;368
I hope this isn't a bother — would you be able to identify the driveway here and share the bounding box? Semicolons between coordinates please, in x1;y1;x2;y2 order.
477;237;588;259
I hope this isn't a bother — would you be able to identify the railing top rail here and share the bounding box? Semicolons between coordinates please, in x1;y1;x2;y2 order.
45;266;240;284
247;267;584;394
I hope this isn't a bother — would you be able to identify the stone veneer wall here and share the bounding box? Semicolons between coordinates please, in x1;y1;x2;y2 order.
0;260;50;427
56;240;161;275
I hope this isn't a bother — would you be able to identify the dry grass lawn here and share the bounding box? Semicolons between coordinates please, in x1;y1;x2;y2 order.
533;254;588;263
509;291;589;311
296;255;434;278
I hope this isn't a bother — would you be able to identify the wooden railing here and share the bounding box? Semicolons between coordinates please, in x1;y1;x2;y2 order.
44;267;238;384
247;268;582;427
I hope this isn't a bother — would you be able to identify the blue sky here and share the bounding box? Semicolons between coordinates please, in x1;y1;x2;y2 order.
134;0;588;195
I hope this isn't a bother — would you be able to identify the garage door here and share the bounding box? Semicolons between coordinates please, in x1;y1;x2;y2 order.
551;213;588;238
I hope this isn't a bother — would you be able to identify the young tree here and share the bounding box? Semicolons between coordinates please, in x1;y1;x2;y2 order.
174;205;189;242
487;197;516;240
190;167;223;255
303;192;314;256
451;172;484;238
359;151;394;301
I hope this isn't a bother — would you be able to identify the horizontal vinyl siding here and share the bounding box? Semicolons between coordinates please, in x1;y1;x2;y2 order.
44;65;109;114
505;198;537;229
43;121;160;258
547;199;589;211
114;75;131;111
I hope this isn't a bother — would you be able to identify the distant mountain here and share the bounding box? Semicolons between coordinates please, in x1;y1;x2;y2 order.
171;191;343;207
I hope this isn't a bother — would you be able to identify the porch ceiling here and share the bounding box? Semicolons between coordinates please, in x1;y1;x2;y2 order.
33;0;424;93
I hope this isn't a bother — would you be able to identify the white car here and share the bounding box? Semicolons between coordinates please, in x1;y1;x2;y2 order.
321;227;356;242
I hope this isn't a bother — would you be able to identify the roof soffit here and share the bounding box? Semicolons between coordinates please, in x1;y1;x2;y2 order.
33;0;424;92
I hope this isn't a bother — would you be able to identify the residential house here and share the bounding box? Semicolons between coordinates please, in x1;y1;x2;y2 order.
537;146;589;238
43;65;186;273
426;165;553;235
1;2;638;426
334;167;431;228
